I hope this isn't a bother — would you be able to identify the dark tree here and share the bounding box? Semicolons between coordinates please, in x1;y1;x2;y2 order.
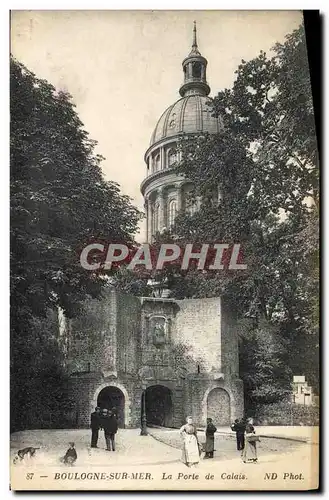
10;57;142;431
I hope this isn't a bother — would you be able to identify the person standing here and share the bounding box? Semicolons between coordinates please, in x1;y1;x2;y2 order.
179;416;200;467
103;410;118;451
100;409;110;449
242;422;259;463
204;418;217;459
90;406;101;448
108;410;119;451
231;418;246;451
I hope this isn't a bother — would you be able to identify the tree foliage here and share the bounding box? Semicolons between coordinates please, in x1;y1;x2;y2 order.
10;57;142;430
239;320;292;407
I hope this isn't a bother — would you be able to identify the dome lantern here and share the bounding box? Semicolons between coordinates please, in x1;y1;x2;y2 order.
179;22;210;98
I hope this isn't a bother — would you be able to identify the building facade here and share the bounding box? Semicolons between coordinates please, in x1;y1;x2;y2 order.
292;376;315;406
66;24;244;429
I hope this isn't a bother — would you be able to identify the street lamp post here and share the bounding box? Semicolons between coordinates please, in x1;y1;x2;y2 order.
140;385;148;436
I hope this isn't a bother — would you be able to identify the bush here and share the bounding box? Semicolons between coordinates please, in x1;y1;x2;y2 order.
255;402;319;426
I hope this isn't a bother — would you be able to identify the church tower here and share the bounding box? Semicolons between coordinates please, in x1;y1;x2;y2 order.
141;23;223;242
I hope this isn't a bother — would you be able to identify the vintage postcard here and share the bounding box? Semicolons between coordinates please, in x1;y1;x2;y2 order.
10;10;319;491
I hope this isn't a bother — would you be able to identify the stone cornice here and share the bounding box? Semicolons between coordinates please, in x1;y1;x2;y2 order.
141;167;183;196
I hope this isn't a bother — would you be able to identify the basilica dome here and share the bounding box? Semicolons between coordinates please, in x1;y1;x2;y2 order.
141;22;223;242
150;94;222;147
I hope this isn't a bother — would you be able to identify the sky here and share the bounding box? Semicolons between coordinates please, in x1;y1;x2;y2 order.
11;10;303;241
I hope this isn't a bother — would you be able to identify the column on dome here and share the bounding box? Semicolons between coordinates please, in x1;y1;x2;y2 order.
188;62;193;79
147;196;153;242
176;183;183;212
144;197;148;242
158;188;165;232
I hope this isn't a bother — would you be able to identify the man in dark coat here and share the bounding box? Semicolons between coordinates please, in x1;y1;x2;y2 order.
102;410;118;451
204;418;217;458
90;406;101;448
231;418;246;451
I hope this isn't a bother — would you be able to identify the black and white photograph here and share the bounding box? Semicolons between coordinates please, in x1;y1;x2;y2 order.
10;10;319;491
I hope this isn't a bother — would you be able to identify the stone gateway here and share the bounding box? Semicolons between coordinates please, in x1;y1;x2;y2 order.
66;290;243;428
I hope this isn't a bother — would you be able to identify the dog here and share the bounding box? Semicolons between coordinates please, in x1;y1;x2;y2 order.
13;447;40;464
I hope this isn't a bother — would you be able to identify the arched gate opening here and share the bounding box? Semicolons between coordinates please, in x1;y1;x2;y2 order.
97;386;125;428
144;385;173;427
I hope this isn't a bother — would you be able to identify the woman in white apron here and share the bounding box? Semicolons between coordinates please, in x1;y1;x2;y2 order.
242;422;259;463
179;416;200;467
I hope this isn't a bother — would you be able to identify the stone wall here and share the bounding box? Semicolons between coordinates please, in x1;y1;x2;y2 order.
116;292;141;376
255;402;320;426
66;290;117;375
220;299;240;378
175;298;222;373
68;372;102;427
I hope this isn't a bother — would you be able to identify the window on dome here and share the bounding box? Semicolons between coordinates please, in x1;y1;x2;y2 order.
154;154;160;172
168;149;177;167
168;199;177;227
188;202;198;215
186;196;198;216
192;62;202;79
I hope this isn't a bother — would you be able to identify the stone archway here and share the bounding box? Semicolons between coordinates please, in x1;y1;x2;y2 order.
145;385;173;427
92;382;130;428
97;386;125;428
206;388;231;425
